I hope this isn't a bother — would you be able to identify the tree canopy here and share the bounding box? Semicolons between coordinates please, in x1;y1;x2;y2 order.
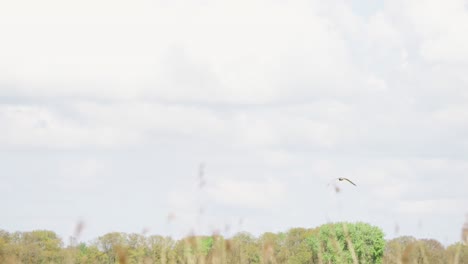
0;223;466;264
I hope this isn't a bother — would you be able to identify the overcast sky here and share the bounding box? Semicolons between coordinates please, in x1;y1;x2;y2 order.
1;0;467;245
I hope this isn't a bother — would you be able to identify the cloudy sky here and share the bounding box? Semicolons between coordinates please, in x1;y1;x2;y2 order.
1;0;467;245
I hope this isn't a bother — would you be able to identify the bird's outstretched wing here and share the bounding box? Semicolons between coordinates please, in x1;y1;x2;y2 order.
342;177;357;186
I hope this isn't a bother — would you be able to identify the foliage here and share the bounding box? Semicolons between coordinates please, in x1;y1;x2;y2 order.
383;236;467;264
0;224;465;264
445;242;468;264
307;222;385;264
279;228;316;264
2;230;64;264
228;232;261;264
383;236;417;264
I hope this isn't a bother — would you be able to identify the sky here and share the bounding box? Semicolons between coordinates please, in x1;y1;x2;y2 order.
1;0;467;245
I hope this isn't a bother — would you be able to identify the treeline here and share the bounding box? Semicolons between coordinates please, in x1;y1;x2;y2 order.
0;222;466;264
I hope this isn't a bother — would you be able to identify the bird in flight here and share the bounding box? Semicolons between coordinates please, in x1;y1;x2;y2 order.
337;177;357;186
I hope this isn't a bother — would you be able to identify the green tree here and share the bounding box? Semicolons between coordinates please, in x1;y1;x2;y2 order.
446;242;468;264
227;232;260;264
94;232;127;263
0;230;13;263
416;239;445;264
275;228;316;264
207;234;227;264
173;237;193;263
172;235;215;263
384;237;445;264
72;242;106;264
308;222;385;264
127;233;148;263
200;236;214;256
259;232;282;263
147;235;176;263
7;230;64;264
383;236;417;264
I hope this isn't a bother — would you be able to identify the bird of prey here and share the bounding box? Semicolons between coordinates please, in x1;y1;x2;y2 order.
337;177;357;186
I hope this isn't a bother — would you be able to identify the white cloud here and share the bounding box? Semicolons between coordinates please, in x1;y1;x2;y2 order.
367;12;402;48
233;109;340;149
0;100;353;149
73;102;228;139
56;159;106;192
397;0;468;63
206;178;286;209
0;0;370;103
365;75;388;91
0;102;230;148
397;198;467;215
433;105;468;125
0;104;121;148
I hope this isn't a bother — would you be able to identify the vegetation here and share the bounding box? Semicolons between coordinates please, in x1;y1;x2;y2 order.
0;222;466;264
